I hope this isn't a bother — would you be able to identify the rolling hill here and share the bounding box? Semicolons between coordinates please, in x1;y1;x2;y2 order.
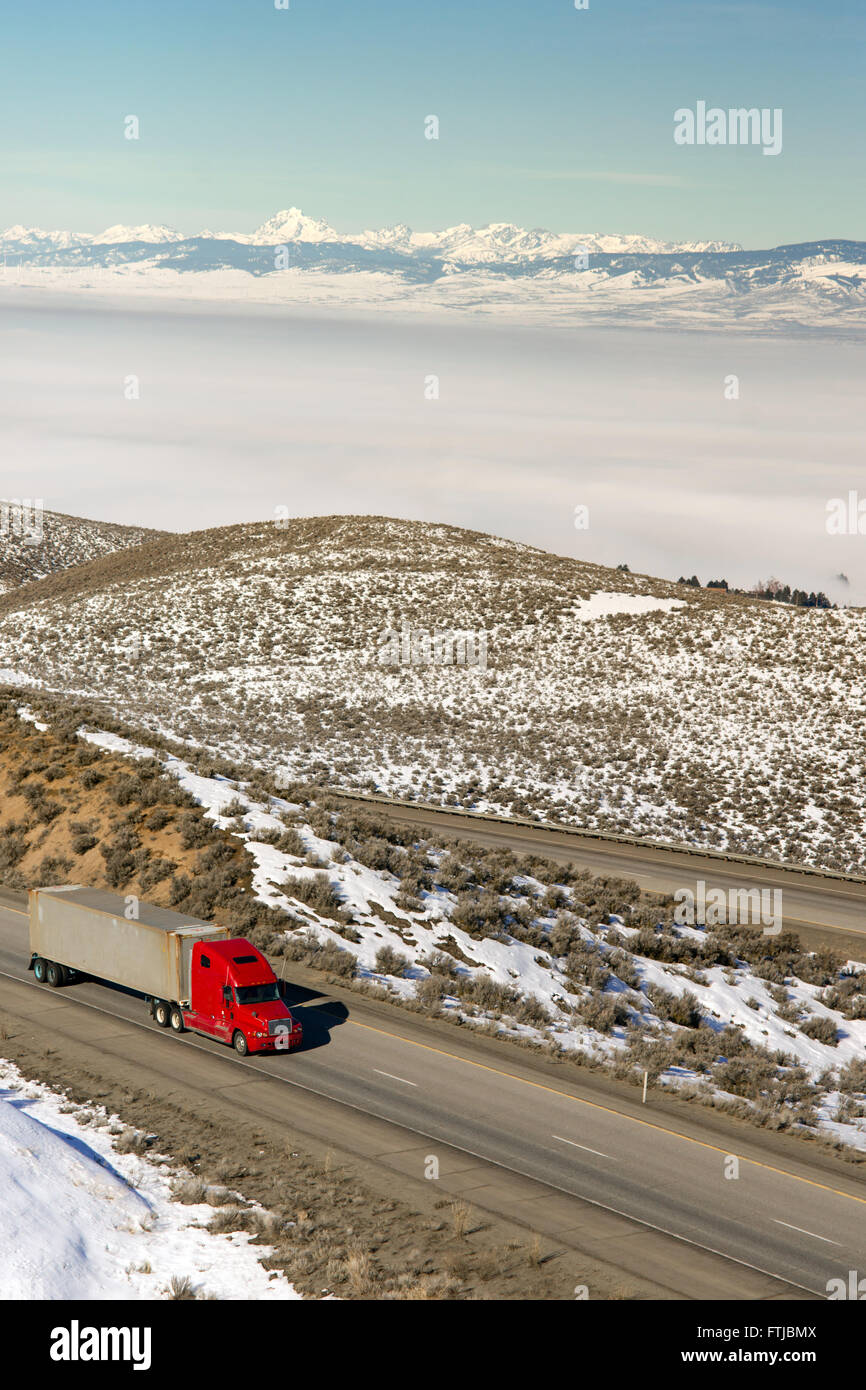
0;513;863;872
0;507;166;594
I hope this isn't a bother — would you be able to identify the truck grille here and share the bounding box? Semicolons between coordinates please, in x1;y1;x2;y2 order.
268;1019;291;1038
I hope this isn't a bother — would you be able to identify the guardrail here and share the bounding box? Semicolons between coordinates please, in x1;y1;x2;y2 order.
326;788;866;889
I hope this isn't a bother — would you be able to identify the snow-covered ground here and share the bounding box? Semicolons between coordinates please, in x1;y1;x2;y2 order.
62;717;866;1155
0;213;862;332
3;517;864;871
0;1060;299;1301
0;508;158;594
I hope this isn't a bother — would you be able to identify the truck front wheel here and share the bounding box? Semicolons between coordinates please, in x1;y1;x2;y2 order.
153;1000;171;1027
233;1031;249;1057
169;1007;185;1034
46;961;64;989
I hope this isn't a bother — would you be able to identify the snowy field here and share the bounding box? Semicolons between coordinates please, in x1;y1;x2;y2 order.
3;517;866;870
0;1060;298;1301
57;716;866;1157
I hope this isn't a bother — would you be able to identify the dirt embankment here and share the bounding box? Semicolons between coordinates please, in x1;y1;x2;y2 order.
0;696;285;939
0;697;662;1298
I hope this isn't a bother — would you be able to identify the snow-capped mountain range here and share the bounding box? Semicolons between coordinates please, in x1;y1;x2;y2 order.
0;207;738;259
1;208;863;330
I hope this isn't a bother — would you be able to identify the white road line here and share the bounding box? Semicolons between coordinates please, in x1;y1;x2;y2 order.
773;1219;840;1246
553;1134;612;1160
0;964;824;1297
374;1069;417;1087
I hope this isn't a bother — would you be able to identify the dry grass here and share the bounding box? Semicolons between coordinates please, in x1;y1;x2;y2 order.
451;1200;471;1240
3;514;859;872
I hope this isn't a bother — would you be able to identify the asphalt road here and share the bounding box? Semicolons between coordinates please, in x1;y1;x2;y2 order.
2;892;866;1299
334;796;866;958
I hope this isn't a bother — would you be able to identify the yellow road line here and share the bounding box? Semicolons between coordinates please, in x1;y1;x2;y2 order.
6;894;864;1208
348;1018;866;1209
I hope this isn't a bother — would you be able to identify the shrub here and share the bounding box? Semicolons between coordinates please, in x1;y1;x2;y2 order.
168;1275;197;1301
178;812;214;849
608;948;641;989
451;890;509;937
375;945;411;977
580;993;629;1033
646;985;702;1029
415;974;449;1010
350;837;405;875
33;855;72;885
565;941;609;991
197;841;239;872
169;873;193;905
836;1059;866;1093
252;826;283;846
275;826;305;857
455;974;518;1014
28;794;62;825
394;888;423;911
110;775;144;806
800;1015;839;1046
419;949;459;978
318;944;356;977
281;872;345;920
0;831;28;871
514;993;550;1026
546;913;584;958
139;858;176;892
434;855;475;894
101;847;136;888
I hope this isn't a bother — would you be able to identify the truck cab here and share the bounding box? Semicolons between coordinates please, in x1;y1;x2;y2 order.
185;938;302;1055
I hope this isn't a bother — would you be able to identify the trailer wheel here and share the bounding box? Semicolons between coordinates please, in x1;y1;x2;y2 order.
233;1030;249;1057
46;961;64;989
154;1000;171;1027
33;957;47;983
169;1006;185;1034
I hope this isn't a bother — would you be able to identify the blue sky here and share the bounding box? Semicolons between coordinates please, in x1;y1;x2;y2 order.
1;0;863;245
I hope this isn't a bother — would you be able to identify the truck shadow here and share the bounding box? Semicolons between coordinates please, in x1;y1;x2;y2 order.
278;981;348;1053
50;975;348;1056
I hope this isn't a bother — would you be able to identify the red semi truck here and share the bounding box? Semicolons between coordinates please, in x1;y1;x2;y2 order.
28;884;302;1056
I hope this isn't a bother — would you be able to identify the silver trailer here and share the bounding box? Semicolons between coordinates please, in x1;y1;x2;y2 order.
28;884;229;1005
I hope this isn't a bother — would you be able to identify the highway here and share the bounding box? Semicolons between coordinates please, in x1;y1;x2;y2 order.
2;889;866;1299
334;795;866;958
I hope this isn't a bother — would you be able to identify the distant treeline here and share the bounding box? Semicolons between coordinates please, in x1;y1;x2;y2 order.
676;575;834;609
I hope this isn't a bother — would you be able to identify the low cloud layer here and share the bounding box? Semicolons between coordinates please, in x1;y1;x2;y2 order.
1;293;864;603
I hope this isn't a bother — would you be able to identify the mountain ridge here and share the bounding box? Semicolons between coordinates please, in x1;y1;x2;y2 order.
0;207;741;257
2;215;861;329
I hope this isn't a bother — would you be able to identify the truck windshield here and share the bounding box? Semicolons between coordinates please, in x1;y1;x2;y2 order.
234;983;280;1005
